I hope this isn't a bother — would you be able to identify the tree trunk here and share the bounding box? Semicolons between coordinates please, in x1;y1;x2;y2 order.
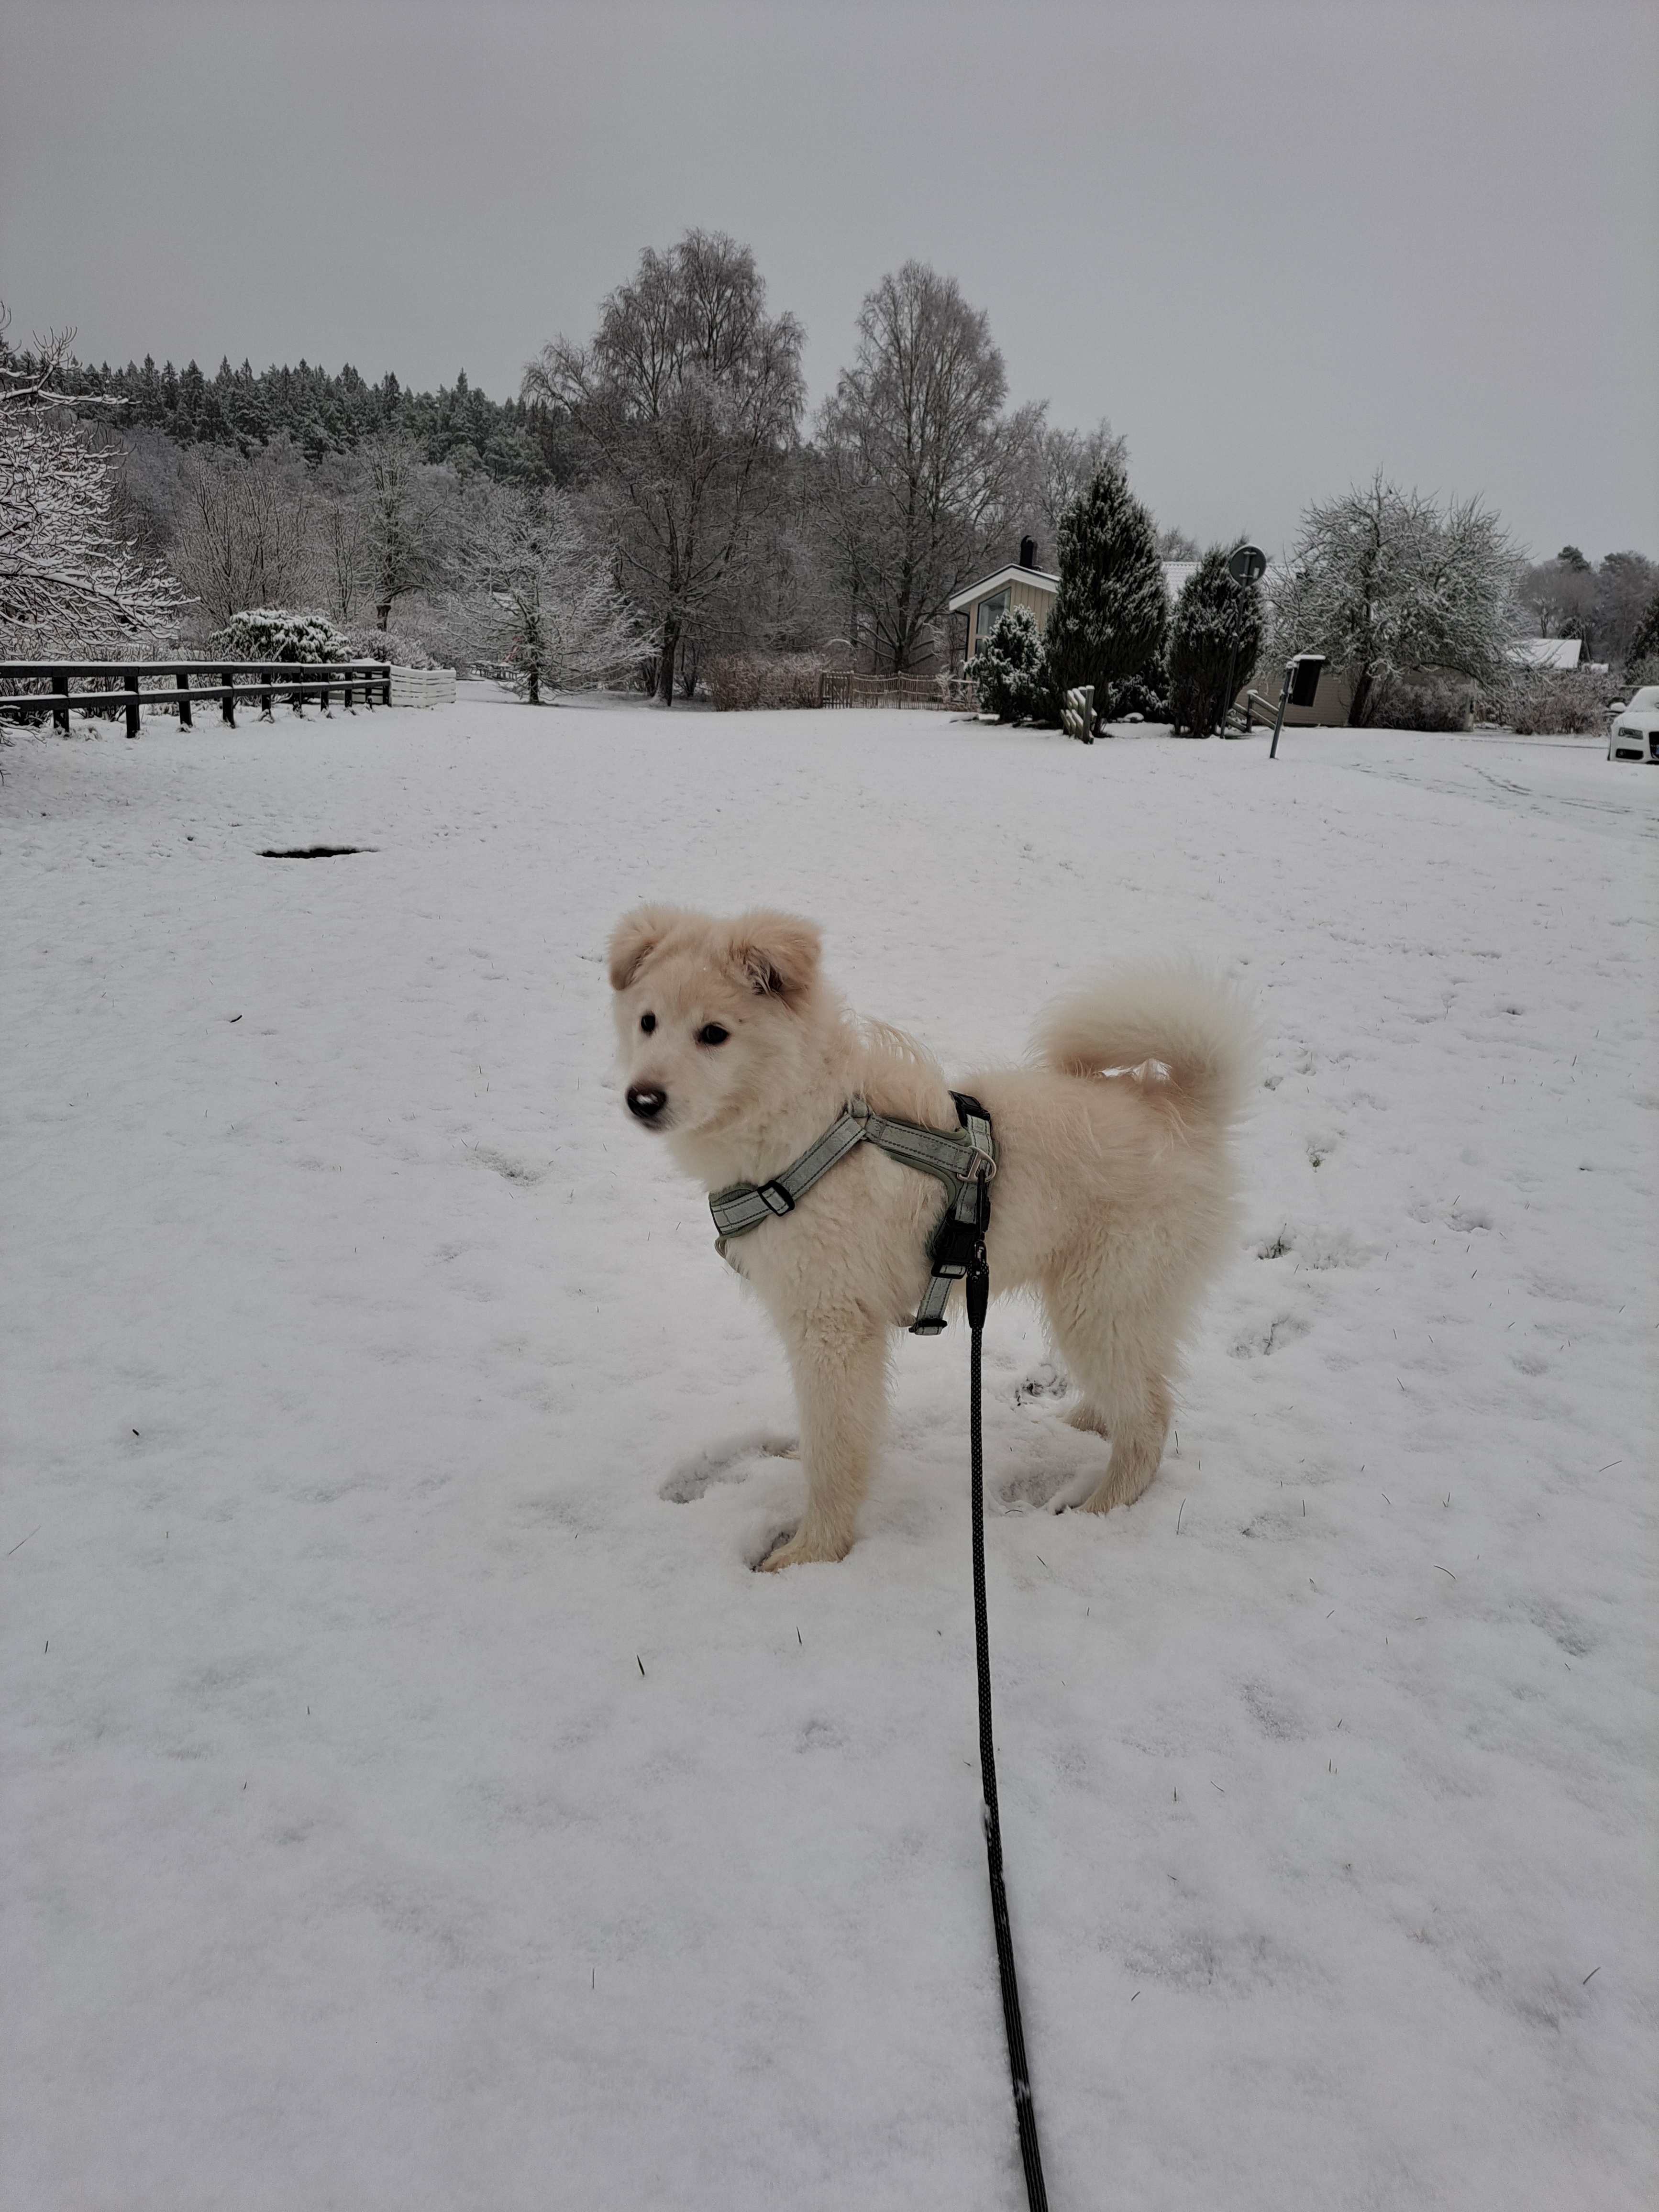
376;601;391;631
1348;666;1373;726
657;615;679;706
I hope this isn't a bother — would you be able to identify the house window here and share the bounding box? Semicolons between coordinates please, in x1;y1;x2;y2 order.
974;590;1009;648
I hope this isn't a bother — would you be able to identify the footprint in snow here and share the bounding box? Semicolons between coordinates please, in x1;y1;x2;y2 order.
661;1430;797;1503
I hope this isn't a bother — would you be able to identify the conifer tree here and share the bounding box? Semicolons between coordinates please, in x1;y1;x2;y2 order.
1044;460;1168;714
1625;586;1659;676
1168;546;1264;735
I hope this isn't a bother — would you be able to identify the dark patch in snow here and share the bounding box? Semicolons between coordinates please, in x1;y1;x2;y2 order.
1522;1598;1597;1657
1242;1682;1306;1741
257;845;373;859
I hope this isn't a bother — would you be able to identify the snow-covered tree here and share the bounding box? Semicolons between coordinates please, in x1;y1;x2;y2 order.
1044;459;1168;711
1268;476;1520;725
0;324;183;652
463;483;636;702
1168;546;1264;735
967;605;1048;722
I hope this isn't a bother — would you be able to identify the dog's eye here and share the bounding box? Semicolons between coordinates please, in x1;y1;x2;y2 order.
640;1013;656;1034
697;1024;730;1047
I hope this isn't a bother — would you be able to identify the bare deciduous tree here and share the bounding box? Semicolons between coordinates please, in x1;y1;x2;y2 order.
461;482;636;702
814;264;1041;673
168;439;313;629
362;434;447;629
1268;475;1521;724
526;232;804;705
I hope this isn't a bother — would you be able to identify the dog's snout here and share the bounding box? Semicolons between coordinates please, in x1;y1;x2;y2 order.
627;1084;668;1123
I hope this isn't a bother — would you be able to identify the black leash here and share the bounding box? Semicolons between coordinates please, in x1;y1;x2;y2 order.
967;1242;1050;2212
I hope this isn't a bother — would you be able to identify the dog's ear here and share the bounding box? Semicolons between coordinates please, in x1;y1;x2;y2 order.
608;906;679;992
727;911;822;1002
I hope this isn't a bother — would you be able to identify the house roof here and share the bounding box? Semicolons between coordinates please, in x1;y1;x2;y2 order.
947;563;1060;613
1509;636;1583;669
950;558;1202;615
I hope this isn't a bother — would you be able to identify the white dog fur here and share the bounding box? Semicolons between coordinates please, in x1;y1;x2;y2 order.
608;907;1256;1570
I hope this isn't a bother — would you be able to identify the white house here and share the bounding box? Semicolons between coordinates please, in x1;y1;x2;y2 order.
949;542;1200;661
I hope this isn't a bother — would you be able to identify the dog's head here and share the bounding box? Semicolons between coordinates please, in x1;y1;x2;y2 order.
607;906;823;1139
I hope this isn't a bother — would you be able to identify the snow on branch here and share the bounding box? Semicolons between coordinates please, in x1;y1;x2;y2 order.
0;305;183;653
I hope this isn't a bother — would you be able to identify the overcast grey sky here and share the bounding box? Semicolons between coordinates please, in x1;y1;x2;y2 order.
3;0;1654;562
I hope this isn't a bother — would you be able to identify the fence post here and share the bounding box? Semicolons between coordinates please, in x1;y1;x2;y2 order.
51;669;69;734
177;668;192;729
259;666;274;721
121;669;140;739
221;668;236;727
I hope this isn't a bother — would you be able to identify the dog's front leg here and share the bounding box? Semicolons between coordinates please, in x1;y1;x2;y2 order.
759;1318;890;1570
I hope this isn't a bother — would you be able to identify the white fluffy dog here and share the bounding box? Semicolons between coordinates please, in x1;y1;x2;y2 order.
609;907;1255;1570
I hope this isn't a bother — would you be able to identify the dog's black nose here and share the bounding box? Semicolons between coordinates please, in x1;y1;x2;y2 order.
626;1085;668;1122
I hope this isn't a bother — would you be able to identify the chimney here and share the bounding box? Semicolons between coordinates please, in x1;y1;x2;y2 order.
1019;535;1036;570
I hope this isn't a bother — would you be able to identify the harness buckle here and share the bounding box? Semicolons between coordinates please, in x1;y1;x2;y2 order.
756;1180;795;1217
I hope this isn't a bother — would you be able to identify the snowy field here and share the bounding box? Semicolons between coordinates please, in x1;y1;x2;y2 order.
3;698;1656;2212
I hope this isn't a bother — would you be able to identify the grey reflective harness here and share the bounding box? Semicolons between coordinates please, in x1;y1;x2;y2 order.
708;1092;997;1335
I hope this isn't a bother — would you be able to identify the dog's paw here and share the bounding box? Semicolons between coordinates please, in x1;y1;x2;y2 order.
752;1525;850;1571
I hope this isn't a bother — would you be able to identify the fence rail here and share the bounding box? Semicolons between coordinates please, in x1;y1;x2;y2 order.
0;659;393;737
818;670;978;710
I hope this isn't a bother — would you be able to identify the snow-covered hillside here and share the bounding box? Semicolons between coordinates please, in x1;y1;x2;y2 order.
3;701;1654;2211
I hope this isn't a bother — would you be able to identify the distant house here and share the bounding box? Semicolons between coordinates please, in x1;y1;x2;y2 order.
1509;636;1583;670
949;539;1059;660
950;541;1200;663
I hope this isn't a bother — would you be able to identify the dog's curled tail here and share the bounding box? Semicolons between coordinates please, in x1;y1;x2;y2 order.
1031;966;1259;1129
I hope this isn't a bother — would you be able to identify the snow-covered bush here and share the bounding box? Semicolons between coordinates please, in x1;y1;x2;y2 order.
342;620;425;668
967;606;1048;721
1366;675;1474;731
1490;667;1625;735
704;654;824;710
218;608;347;664
1100;668;1171;723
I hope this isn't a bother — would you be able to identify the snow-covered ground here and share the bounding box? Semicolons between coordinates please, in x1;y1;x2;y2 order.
3;700;1655;2212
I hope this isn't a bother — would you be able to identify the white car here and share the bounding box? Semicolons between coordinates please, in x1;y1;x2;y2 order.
1606;686;1659;762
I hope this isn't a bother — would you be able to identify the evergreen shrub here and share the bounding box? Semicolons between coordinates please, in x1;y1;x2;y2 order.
218;608;349;664
967;607;1048;721
1168;549;1263;734
1044;462;1168;714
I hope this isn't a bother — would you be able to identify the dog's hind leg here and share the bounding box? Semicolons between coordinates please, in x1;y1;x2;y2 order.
1073;1370;1172;1513
758;1318;890;1569
1041;1276;1174;1514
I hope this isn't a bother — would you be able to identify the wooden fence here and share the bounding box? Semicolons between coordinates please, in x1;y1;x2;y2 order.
818;670;977;711
0;659;393;738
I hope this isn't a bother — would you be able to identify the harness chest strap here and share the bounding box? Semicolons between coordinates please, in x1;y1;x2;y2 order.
708;1094;996;1336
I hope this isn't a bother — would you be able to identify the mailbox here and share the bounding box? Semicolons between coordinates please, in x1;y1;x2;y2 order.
1269;652;1331;758
1287;653;1326;708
